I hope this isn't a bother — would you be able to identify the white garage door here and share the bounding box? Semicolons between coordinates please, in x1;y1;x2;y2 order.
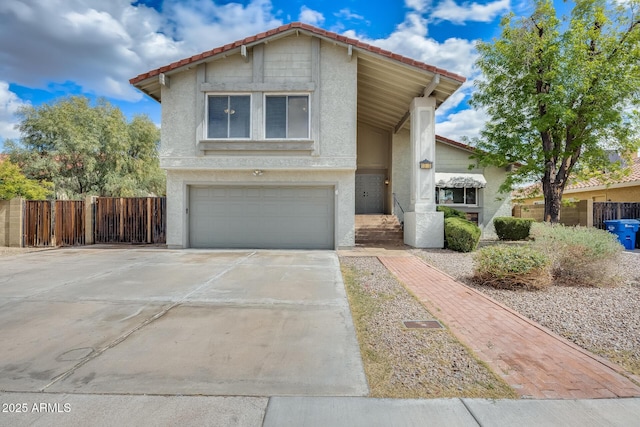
189;186;335;249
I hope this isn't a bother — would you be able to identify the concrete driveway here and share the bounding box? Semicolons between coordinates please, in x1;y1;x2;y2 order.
0;248;368;397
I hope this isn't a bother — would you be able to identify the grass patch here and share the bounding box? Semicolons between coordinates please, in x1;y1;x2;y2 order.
594;348;640;378
341;262;517;399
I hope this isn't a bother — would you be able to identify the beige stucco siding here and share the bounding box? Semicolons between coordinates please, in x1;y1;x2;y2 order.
159;35;357;170
160;68;198;158
435;143;478;171
205;55;252;83
391;128;411;216
319;43;357;160
160;34;358;248
264;37;312;82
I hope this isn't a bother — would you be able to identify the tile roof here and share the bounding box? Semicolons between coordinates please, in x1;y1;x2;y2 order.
435;135;476;152
130;22;466;86
513;157;640;199
565;157;640;190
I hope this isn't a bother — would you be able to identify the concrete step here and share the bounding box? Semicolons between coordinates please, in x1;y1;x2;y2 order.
355;215;404;246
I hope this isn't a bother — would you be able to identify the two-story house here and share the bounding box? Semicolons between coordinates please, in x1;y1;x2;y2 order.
130;22;510;249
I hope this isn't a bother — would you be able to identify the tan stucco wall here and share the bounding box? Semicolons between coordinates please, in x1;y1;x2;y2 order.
160;34;358;248
522;185;640;204
159;35;357;170
0;198;23;247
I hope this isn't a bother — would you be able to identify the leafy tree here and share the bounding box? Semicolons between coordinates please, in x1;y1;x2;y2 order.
471;0;640;222
5;96;165;199
0;159;53;200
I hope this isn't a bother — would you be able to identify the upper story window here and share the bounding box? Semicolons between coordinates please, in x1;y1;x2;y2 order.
207;95;250;139
265;95;309;139
436;187;478;206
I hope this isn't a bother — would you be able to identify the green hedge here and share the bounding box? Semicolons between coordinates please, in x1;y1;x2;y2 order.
437;205;467;220
494;217;534;241
473;245;552;290
444;217;481;253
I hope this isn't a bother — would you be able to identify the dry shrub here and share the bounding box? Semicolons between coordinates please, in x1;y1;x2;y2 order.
473;245;552;290
531;223;623;287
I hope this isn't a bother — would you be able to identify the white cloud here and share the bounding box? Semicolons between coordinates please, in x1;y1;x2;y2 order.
436;107;488;141
335;8;365;21
0;0;493;143
0;0;281;101
0;81;28;144
405;0;431;13
432;0;511;25
299;6;324;26
346;12;477;78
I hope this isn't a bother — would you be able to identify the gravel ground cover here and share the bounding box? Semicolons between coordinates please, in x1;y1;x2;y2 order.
340;256;516;398
413;247;640;376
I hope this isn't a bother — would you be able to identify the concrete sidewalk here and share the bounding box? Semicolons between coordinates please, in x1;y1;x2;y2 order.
1;393;639;426
379;255;640;399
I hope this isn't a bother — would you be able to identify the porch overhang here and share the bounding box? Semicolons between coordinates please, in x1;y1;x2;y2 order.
435;173;487;188
356;54;463;132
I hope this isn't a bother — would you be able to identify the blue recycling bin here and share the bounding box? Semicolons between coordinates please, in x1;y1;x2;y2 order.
604;219;640;250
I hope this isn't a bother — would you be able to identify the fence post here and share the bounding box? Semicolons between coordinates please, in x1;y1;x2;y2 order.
9;198;25;247
586;199;594;227
85;196;96;245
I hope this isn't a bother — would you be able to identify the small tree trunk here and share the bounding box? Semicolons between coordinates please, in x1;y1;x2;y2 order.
542;180;563;223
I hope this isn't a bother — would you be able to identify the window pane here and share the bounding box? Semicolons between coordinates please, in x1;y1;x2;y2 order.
229;96;250;138
287;96;309;138
452;188;465;203
266;96;286;138
208;96;228;138
466;188;477;205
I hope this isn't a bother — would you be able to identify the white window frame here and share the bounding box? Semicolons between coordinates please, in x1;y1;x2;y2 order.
263;93;311;140
204;93;252;140
436;187;479;207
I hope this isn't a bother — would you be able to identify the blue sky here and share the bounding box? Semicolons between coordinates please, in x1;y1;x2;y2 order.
0;0;545;150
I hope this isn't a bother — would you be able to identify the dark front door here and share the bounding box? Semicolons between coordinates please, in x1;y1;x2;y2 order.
355;174;384;214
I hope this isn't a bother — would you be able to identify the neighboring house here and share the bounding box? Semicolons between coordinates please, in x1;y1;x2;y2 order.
516;155;640;205
130;22;508;249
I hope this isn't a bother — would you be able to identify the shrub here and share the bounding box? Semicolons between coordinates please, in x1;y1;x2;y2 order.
437;205;467;220
473;245;552;290
531;223;623;287
444;217;481;253
493;217;534;241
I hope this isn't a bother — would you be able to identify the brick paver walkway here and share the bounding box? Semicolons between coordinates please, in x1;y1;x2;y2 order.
379;255;640;399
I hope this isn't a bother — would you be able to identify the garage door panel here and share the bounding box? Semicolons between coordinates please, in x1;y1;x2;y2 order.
189;186;334;249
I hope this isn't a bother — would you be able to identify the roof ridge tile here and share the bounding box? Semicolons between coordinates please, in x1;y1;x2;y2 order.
130;22;466;85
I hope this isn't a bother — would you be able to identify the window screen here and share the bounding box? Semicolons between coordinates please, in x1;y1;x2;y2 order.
266;95;309;139
207;95;250;139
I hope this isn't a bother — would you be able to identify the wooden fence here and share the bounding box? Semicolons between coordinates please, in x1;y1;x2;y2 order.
593;202;640;229
514;201;640;229
23;200;53;247
93;197;166;244
20;197;165;247
23;200;85;247
55;200;85;246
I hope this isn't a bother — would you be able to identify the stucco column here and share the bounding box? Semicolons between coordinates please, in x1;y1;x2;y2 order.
404;96;444;248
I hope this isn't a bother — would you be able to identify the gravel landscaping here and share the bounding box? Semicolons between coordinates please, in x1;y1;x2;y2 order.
413;247;640;377
340;256;516;399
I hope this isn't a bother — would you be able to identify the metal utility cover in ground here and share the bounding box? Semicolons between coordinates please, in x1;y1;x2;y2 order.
403;320;444;329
